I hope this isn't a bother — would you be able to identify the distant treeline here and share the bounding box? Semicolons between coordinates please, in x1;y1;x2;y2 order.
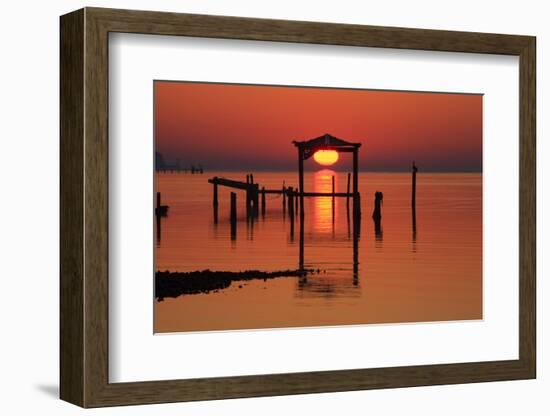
156;152;204;173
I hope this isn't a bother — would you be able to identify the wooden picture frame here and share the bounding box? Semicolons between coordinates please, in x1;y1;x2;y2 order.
60;7;536;408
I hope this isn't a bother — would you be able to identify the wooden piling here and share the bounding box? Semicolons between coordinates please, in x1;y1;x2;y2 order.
288;187;295;239
412;161;418;208
230;192;237;240
298;147;304;215
156;214;161;243
252;184;259;217
287;187;294;214
282;181;286;211
372;191;383;221
352;148;360;219
212;177;219;207
212;177;219;223
261;187;266;217
156;191;161;210
346;172;351;211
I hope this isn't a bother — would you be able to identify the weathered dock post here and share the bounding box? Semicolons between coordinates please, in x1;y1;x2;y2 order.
288;187;295;239
288;187;294;216
261;186;266;217
299;208;305;269
332;175;336;222
372;191;383;221
230;192;237;240
411;161;418;208
298;146;305;215
353;218;359;286
295;187;299;216
352;147;361;220
212;177;219;206
372;191;383;242
245;175;252;219
346;172;351;212
155;192;168;217
212;177;219;223
156;191;162;242
156;214;161;243
252;183;259;218
282;181;286;215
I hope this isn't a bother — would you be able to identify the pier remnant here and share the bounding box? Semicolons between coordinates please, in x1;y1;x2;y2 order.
282;180;286;205
261;187;266;217
212;177;219;223
230;192;237;240
252;183;259;218
372;191;383;222
412;161;418;208
288;187;295;239
155;192;168;217
346;172;351;212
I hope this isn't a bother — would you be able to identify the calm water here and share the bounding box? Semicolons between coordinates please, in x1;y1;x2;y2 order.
155;171;482;333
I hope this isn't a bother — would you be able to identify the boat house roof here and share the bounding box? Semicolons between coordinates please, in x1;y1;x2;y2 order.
293;133;361;151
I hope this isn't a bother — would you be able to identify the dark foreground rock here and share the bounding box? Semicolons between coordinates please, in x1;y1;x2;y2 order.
156;268;315;300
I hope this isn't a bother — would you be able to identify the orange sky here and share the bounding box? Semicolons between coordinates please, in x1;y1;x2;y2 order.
155;81;482;172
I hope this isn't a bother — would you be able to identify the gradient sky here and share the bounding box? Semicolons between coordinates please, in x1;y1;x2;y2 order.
155;81;482;172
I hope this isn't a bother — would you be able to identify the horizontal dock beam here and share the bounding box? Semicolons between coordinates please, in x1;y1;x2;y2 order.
208;177;358;197
208;177;251;190
300;192;356;197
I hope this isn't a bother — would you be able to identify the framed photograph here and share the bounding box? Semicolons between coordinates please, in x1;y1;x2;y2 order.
60;7;536;407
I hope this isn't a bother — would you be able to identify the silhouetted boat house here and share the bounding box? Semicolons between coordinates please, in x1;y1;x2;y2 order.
293;133;362;216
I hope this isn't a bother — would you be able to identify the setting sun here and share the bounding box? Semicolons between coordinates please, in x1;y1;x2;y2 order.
313;150;339;166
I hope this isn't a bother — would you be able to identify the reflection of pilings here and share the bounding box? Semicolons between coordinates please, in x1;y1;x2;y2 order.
353;195;362;240
412;205;417;248
346;173;351;212
298;147;305;216
372;191;383;221
299;210;305;271
295;188;298;217
332;175;335;225
252;183;259;218
346;173;351;238
247;207;255;240
155;191;168;217
245;187;251;218
353;216;360;286
212;177;219;224
261;187;266;218
282;182;286;217
347;208;351;239
288;187;295;240
353;194;361;222
412;161;418;208
372;191;383;243
353;193;362;237
230;192;237;240
156;213;161;244
374;220;383;242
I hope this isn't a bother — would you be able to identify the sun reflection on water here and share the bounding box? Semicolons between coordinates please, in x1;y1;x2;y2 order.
312;169;338;233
